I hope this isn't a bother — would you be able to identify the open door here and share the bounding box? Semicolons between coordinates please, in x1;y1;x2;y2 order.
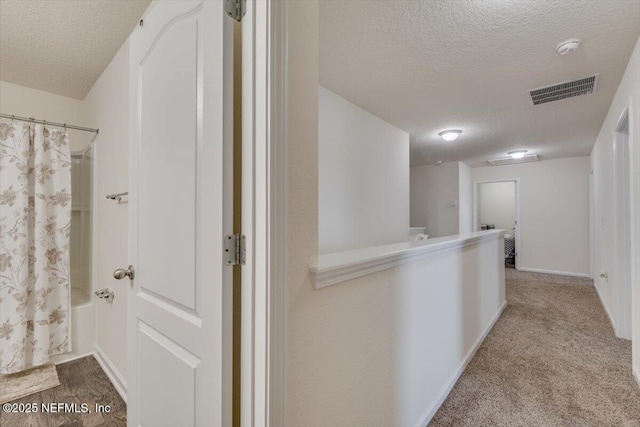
473;179;521;269
127;1;233;425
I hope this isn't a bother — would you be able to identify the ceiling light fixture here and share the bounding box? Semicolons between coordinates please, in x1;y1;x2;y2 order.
439;130;462;142
508;150;528;159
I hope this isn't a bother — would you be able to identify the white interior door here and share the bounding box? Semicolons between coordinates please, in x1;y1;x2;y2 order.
128;1;232;426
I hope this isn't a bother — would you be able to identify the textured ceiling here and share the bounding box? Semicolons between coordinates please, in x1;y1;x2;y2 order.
320;0;640;167
0;0;151;100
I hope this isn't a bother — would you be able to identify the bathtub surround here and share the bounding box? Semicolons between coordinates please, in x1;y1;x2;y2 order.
70;146;94;306
319;86;410;253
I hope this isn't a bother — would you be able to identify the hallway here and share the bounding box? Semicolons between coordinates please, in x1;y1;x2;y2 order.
430;269;640;426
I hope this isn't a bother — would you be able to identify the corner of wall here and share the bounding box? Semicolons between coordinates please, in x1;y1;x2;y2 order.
285;0;320;424
458;162;472;234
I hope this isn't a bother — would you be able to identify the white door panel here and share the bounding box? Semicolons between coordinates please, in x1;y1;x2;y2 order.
138;10;198;310
128;1;232;426
138;321;198;427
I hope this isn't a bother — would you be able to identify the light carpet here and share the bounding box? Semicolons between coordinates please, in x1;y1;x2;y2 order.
430;269;640;427
0;364;61;404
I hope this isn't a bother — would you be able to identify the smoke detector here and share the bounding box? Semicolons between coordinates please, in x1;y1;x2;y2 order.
556;38;581;55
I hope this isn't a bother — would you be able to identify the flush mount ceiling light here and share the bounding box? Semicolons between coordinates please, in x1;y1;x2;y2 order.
439;130;462;142
508;150;528;159
556;38;581;55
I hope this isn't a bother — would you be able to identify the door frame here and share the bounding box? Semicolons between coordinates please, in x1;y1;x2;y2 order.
589;168;595;280
241;0;287;425
626;97;640;384
472;178;521;270
614;103;632;340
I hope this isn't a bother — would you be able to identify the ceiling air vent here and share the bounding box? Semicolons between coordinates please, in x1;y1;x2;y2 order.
488;155;539;166
529;74;599;105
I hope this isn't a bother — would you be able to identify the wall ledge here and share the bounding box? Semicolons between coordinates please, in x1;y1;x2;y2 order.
311;230;505;289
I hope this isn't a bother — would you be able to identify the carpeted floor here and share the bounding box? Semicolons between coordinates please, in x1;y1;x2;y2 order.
430;269;640;427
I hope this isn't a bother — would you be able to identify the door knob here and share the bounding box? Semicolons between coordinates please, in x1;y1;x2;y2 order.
114;265;135;280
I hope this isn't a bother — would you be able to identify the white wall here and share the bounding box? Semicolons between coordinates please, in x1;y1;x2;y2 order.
288;5;506;425
410;161;473;236
458;162;472;234
285;1;320;425
590;36;640;374
0;81;90;152
471;156;591;277
319;86;409;253
0;80;96;362
292;237;506;426
410;161;460;238
83;41;130;391
478;182;516;233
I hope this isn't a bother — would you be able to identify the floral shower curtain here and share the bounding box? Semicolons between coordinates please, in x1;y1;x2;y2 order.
0;122;72;374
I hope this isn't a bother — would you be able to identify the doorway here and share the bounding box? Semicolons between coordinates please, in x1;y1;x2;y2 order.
473;179;520;269
614;107;632;339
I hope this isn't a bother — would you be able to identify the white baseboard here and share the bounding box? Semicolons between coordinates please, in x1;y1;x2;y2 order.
634;367;640;389
413;300;507;427
516;267;592;279
93;344;127;403
594;282;616;331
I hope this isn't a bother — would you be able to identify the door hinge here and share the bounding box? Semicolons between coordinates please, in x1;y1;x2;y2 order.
225;234;246;266
225;0;246;22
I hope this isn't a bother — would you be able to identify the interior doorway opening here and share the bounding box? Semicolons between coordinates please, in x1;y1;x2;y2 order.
473;180;520;269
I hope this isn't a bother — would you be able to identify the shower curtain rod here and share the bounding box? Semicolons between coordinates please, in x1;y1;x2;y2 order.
0;113;99;134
